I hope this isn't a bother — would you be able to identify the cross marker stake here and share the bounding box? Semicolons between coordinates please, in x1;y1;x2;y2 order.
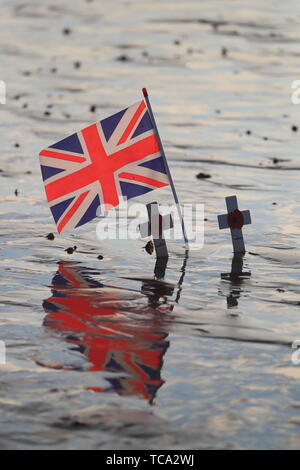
218;196;252;254
139;202;173;259
142;88;189;251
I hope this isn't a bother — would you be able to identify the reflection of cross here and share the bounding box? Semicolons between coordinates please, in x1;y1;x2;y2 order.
218;196;251;253
220;253;251;310
221;253;251;281
139;202;173;259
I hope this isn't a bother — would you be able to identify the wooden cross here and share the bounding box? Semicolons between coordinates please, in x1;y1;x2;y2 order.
139;202;173;259
218;196;251;253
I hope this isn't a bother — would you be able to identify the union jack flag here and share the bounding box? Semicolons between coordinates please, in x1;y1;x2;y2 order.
39;100;170;233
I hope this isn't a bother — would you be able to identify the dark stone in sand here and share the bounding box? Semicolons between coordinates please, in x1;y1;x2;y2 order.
277;288;285;292
64;113;71;118
51;68;57;73
272;202;277;205
142;51;149;57
90;105;97;113
174;39;181;45
263;137;268;141
25;170;31;174
65;247;75;254
23;103;28;108
116;54;131;62
46;233;55;240
215;109;221;114
144;240;154;255
14;189;18;196
74;61;81;69
196;172;211;179
292;125;298;132
273;158;279;164
14;143;20;148
44;111;51;116
97;255;104;260
221;47;227;57
63;28;71;35
246;130;252;135
204;218;208;221
23;71;31;76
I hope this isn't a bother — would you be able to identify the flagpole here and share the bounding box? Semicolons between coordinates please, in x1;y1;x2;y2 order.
142;88;189;251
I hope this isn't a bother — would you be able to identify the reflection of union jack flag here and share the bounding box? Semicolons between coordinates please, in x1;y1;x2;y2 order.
41;262;170;403
39;100;169;233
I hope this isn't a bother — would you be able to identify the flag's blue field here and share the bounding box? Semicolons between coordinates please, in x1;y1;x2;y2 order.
1;0;300;450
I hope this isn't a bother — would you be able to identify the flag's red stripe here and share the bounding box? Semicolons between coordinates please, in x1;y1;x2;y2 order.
57;191;89;233
117;101;146;146
118;172;168;188
39;149;86;163
81;125;107;165
111;134;160;170
45;165;96;202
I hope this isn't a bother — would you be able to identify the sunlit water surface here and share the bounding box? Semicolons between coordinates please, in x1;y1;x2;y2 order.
1;0;300;450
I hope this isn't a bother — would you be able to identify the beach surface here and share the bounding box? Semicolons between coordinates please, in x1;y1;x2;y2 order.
1;0;300;450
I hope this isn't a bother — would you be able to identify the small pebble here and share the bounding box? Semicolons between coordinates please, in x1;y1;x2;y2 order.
63;28;71;35
144;241;154;255
196;172;211;179
273;158;279;164
272;202;277;205
44;111;51;116
74;61;81;69
116;54;130;62
246;130;252;135
51;68;57;73
174;40;181;45
65;246;76;254
221;47;227;57
14;143;20;148
90;105;97;113
292;125;298;132
97;255;104;260
46;233;55;240
277;288;285;292
14;189;18;196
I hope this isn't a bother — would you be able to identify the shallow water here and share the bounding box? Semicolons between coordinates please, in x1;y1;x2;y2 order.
1;0;300;450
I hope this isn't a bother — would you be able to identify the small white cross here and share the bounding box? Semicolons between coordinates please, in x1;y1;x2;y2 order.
139;202;173;259
218;196;251;253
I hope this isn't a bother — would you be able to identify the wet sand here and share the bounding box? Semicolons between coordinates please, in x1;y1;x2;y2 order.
1;0;300;450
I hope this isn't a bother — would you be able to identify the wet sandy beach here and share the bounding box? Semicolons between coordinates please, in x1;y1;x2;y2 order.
1;0;300;449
